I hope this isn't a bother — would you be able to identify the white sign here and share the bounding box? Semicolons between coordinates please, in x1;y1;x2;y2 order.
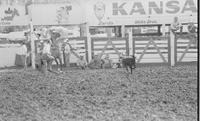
0;5;29;26
31;3;85;25
85;0;197;26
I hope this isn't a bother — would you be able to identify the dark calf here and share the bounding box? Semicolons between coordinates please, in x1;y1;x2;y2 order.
121;55;136;74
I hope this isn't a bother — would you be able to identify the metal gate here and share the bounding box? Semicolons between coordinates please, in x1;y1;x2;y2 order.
175;34;197;63
68;37;88;63
91;37;128;63
133;36;169;64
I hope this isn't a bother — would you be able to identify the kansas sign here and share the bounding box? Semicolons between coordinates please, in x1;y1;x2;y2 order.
112;0;197;15
86;0;197;26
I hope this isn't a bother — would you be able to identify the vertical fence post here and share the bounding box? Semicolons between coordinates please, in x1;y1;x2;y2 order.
128;28;133;56
30;21;35;69
162;24;166;36
121;25;125;38
29;0;35;69
169;30;176;66
86;23;92;62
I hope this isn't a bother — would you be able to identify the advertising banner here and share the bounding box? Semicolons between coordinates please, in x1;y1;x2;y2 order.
86;0;197;26
31;2;85;25
0;5;29;26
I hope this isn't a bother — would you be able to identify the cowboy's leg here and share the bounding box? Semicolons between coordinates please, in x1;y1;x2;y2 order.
43;53;51;71
43;60;47;73
54;57;59;69
47;54;54;71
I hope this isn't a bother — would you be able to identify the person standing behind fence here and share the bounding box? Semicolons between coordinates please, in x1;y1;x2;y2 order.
170;16;182;33
63;39;71;67
187;22;197;45
19;41;28;69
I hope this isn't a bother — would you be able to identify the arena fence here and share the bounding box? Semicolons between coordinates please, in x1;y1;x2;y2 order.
68;37;87;63
175;34;197;63
133;36;169;64
0;34;198;68
91;37;128;63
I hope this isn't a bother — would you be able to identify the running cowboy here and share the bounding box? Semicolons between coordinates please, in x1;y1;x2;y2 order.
41;39;54;72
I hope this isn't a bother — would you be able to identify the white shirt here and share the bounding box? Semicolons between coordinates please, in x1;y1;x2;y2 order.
170;22;181;31
19;44;27;55
64;43;71;54
42;43;51;54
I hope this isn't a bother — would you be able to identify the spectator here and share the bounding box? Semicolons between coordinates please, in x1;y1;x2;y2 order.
170;16;182;33
77;56;87;70
187;22;197;45
188;22;197;33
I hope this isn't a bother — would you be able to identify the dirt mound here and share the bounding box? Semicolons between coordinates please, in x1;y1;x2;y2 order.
0;65;197;121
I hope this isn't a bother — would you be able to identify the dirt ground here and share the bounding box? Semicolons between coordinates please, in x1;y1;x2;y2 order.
0;64;197;121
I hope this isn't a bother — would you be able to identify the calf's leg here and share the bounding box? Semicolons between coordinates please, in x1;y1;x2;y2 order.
130;65;133;74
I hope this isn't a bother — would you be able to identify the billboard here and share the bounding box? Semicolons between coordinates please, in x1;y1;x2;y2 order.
85;0;198;26
31;2;85;25
0;5;29;26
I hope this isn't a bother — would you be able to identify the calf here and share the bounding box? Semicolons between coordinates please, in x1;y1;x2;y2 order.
121;55;136;74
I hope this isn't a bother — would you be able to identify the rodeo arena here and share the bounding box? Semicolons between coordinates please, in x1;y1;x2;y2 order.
0;0;199;121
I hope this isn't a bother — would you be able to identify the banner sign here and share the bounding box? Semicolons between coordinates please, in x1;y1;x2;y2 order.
31;2;85;25
86;0;197;26
0;5;29;26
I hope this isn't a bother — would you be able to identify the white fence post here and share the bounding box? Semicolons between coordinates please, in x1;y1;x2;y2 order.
86;23;92;62
162;24;166;36
170;30;175;66
121;25;125;37
30;21;35;69
128;28;133;56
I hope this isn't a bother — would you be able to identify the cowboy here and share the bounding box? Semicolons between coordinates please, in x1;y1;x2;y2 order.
41;39;54;72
